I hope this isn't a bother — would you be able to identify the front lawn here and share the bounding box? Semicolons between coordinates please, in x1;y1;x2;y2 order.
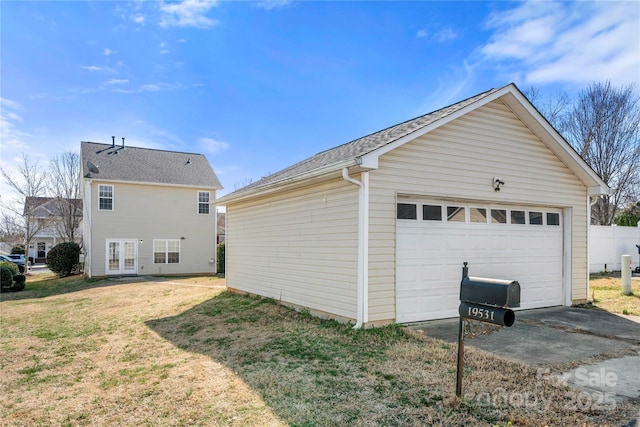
585;276;640;316
0;275;637;426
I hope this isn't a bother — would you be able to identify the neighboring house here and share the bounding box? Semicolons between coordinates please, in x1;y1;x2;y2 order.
217;83;609;327
80;140;222;277
217;212;226;244
24;196;83;263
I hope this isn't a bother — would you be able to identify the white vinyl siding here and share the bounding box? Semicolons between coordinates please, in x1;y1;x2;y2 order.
226;178;359;320
367;99;588;322
87;181;216;276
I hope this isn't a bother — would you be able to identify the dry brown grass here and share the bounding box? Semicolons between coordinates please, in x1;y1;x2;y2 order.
586;276;640;316
1;275;638;426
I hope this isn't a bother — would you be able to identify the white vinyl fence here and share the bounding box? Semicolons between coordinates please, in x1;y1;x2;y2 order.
589;225;640;273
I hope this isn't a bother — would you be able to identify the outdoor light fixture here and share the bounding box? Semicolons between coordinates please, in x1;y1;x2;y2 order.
493;177;505;192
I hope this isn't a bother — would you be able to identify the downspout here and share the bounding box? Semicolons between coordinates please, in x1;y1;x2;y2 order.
342;168;369;329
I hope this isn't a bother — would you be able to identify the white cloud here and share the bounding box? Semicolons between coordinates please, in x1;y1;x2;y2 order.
103;48;117;56
416;26;459;42
0;98;31;157
82;65;102;72
104;79;129;85
480;1;640;86
132;15;145;24
159;0;219;29
197;137;229;154
255;0;291;10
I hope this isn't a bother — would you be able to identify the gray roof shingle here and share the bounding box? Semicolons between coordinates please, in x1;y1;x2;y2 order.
223;86;501;199
81;141;222;189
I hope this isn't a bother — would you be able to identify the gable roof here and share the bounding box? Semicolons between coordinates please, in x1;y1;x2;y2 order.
218;83;608;204
24;197;83;217
81;141;223;189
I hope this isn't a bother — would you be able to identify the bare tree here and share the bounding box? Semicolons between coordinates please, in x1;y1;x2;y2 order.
49;152;82;243
1;154;50;260
562;82;640;225
523;86;571;129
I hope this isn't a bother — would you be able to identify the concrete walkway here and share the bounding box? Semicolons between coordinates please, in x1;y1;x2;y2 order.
409;306;640;422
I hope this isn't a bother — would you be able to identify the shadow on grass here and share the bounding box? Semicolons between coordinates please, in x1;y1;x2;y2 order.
0;275;123;301
145;291;492;426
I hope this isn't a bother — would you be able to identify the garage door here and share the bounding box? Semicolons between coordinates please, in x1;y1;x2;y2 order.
396;199;563;323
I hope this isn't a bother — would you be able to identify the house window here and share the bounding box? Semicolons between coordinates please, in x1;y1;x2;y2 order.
99;185;113;211
154;239;180;264
397;203;417;220
198;191;210;214
422;205;442;221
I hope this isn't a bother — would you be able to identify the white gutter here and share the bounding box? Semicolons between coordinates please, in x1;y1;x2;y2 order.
342;167;369;329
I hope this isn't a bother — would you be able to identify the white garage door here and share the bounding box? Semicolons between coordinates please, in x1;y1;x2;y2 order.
396;199;563;323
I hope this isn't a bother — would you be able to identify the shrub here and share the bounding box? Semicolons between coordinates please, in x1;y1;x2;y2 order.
11;246;25;255
0;260;19;276
1;266;14;291
46;242;81;277
217;242;225;274
12;274;26;291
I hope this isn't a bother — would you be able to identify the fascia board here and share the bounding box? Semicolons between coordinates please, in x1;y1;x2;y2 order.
83;177;221;191
217;159;358;205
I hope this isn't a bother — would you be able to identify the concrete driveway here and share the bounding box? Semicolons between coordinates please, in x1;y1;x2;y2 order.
409;306;640;418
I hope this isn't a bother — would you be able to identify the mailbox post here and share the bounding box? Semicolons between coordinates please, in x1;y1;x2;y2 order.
456;262;520;397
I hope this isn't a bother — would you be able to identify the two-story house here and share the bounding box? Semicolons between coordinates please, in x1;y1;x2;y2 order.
23;196;83;263
80;140;222;277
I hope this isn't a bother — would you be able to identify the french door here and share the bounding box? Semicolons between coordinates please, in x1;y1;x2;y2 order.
106;239;138;275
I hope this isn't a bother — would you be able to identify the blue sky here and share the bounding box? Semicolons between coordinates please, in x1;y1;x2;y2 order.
1;0;639;198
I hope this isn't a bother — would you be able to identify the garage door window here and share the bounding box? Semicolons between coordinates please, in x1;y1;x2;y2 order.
511;210;526;224
529;211;543;225
397;203;417;220
491;209;507;224
547;212;560;226
447;206;465;222
423;205;442;221
470;207;487;223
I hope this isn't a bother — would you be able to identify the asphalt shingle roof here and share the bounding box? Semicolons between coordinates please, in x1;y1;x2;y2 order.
80;141;222;189
224;86;501;199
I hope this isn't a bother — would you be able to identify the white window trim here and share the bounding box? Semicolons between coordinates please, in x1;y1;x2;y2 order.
98;184;114;211
153;239;181;264
198;191;210;215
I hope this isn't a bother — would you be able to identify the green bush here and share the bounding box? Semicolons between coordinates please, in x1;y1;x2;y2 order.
217;242;225;274
11;246;25;255
1;266;14;291
46;242;80;277
12;274;26;291
0;260;19;276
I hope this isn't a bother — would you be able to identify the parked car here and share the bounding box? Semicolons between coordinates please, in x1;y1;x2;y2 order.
0;254;26;273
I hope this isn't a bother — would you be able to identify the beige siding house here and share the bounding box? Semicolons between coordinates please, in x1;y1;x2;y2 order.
217;84;609;326
81;140;222;277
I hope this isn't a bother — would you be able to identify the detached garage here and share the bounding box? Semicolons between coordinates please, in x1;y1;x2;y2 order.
217;83;609;327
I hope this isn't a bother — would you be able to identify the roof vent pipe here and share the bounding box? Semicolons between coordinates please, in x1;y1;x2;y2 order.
121;137;125;149
111;136;115;148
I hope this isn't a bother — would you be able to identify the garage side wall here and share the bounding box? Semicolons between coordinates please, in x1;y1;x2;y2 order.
367;99;588;322
225;178;360;320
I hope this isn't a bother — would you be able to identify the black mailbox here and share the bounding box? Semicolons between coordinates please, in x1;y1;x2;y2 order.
460;276;521;308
